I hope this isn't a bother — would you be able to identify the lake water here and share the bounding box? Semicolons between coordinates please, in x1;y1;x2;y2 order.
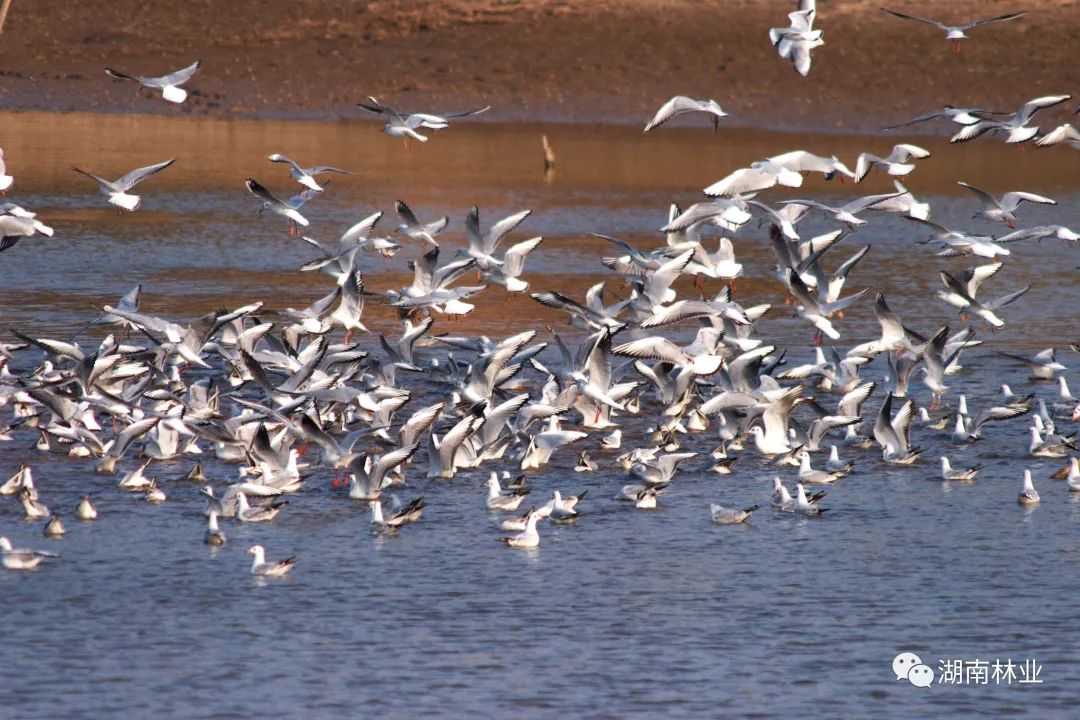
0;111;1078;718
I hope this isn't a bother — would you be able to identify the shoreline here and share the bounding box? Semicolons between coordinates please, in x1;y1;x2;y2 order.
1;1;1077;134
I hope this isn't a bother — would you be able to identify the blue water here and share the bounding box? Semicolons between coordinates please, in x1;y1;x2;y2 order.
0;112;1078;718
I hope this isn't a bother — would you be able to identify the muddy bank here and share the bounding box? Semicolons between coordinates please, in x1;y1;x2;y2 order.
0;1;1078;132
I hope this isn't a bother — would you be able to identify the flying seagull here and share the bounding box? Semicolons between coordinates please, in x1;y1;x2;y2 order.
105;60;201;103
72;158;176;211
880;8;1026;53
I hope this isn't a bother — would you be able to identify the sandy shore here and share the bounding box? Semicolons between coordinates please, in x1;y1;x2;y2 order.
1;1;1078;131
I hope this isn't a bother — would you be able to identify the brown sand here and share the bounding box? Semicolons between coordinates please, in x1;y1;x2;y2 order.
0;1;1078;131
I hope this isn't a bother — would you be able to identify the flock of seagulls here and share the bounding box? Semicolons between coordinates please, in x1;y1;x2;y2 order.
766;2;1028;76
1;2;1079;580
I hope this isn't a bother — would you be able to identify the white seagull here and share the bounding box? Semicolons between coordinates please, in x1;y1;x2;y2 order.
245;178;310;233
267;153;354;192
853;144;930;183
1018;469;1040;507
710;503;758;524
951;95;1071;144
1;537;59;570
0;148;13;191
880;8;1025;52
643;96;728;133
497;510;542;548
246;545;296;576
958;182;1055;228
105;60;200;103
72;158;176;211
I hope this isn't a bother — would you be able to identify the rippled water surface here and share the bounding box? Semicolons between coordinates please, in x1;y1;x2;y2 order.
1;112;1079;718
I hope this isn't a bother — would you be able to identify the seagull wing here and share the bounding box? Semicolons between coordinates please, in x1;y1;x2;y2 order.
957;181;999;210
72;166;117;193
115;159;176;191
1016;95;1071;125
880;8;947;30
613;337;690;365
961;11;1026;30
159;60;201;86
644;96;709;133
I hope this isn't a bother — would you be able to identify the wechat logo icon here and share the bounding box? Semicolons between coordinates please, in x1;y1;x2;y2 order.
894;652;934;688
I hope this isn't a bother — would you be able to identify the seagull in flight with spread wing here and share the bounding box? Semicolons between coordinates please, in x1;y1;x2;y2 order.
105;60;201;103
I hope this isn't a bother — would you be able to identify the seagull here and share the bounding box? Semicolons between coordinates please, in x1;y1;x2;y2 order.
997;348;1066;380
884;105;1007;130
75;496;97;521
236;491;287;522
880;8;1026;53
244;179;310;234
0;148;13;191
710;503;758;524
634;486;665;509
940;456;980;481
575;450;598;472
43;515;65;537
936;265;1029;328
748;386;804;456
485;471;530;512
395;200;448;247
1029;426;1076;459
1018;469;1040;506
873;394;921;464
382;496;426;527
358;96;490;148
662;199;753;236
481;236;544;294
1035;123;1080;150
105;60;200;103
769;2;824;76
72;159;176;211
779;192;903;228
535;489;587;521
520;429;588;470
785;268;865;343
643;96;728;133
1053;457;1080;483
463;205;533;271
798;450;850;484
145;481;167;504
853;144;930;183
369;500;399;537
0;537;59;570
204;510;226;546
951;95;1071;144
957;182;1055;228
267;154;354;192
824;446;853;473
704;158;803;197
20;487;50;519
997;225;1080;246
600;429;622;451
0;211;54;253
908;218;1010;259
246;545;296;576
497;509;542;548
794;483;828;516
772;477;825;513
704;149;852;197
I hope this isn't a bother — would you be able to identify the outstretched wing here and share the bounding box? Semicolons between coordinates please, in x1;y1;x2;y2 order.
115;159;176;191
880;8;947;30
159;60;201;86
